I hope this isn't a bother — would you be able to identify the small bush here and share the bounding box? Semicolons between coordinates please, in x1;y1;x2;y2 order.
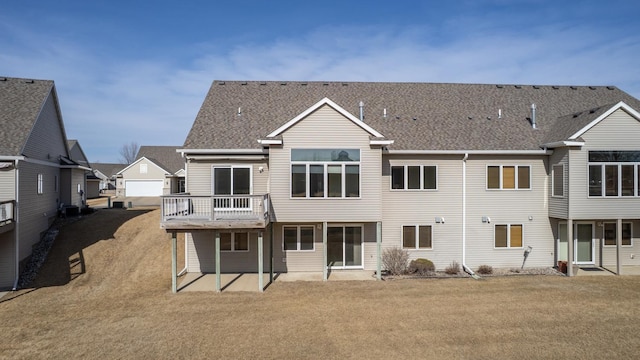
408;258;436;275
444;261;461;275
477;265;493;275
382;247;409;275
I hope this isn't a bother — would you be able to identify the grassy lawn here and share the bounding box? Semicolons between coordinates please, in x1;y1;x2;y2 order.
1;210;640;359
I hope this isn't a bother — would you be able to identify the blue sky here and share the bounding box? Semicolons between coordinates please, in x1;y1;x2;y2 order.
2;0;639;163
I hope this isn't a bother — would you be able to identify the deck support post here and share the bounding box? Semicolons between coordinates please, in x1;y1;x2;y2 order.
617;219;622;275
215;231;221;292
269;224;274;283
323;222;328;281
171;232;177;293
567;219;574;277
258;231;264;292
376;222;382;280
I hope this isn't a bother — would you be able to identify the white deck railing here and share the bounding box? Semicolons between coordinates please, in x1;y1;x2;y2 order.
161;194;269;223
0;200;15;225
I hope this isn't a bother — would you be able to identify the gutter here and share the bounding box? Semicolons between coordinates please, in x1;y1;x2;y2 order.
12;159;20;290
387;149;552;155
461;153;480;279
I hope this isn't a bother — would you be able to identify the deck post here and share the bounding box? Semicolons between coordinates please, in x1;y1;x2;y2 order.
616;219;622;275
258;231;264;292
376;222;382;280
269;224;274;283
171;232;177;293
323;222;328;281
215;231;221;292
567;219;574;276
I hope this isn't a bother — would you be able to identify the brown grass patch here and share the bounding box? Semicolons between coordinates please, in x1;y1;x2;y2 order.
1;209;640;359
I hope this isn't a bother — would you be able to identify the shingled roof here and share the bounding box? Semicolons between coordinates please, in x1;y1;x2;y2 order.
91;163;127;178
135;146;184;174
0;76;56;156
184;81;640;151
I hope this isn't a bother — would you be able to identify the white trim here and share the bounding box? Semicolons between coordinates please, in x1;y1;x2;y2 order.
266;97;386;138
542;140;585;148
282;225;316;252
180;148;268;155
0;156;25;161
401;224;433;250
117;156;170;176
211;165;253;197
493;224;525;249
569;101;640;140
386;149;552;155
60;165;92;171
257;139;282;145
370;139;394;146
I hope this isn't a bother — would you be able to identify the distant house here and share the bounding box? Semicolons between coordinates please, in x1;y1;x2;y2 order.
116;146;185;197
63;140;91;206
161;80;640;292
87;163;126;198
0;76;89;290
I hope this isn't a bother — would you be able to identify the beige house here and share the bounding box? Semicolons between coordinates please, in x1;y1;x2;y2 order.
116;146;185;197
161;81;640;292
0;77;90;290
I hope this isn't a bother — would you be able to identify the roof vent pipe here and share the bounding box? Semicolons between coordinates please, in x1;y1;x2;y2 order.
359;101;364;121
531;103;537;129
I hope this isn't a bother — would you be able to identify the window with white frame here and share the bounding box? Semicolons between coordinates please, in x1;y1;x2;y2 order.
495;224;523;248
291;149;360;198
603;222;632;246
552;164;564;197
283;225;315;251
391;165;437;190
37;174;43;194
140;163;148;174
588;151;640;197
487;166;530;190
402;225;432;249
220;232;249;252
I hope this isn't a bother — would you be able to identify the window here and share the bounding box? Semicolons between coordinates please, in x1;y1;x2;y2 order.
495;224;523;248
588;151;640;197
140;163;147;174
290;149;360;198
37;174;43;194
213;166;251;195
603;223;632;246
487;166;530;190
402;225;432;249
77;183;82;194
219;232;249;252
391;165;437;190
552;164;564;197
283;225;315;251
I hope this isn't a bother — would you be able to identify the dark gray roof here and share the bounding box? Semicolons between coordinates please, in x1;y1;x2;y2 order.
135;146;184;174
184;81;640;151
91;163;127;178
0;77;55;155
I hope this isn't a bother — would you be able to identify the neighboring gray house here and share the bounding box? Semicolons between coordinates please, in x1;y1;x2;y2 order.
116;146;185;197
0;76;88;290
160;81;640;292
64;140;91;207
87;163;126;198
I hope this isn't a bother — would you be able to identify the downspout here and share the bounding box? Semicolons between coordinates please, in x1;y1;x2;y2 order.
12;159;20;290
462;153;479;279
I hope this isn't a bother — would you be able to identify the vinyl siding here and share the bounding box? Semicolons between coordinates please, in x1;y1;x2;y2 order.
186;230;271;273
185;159;269;196
22;93;68;161
569;109;640;219
382;155;463;270
273;223;323;272
0;232;15;289
17;161;60;262
597;220;640;267
120;159;167;180
548;148;569;218
0;168;16;200
465;155;554;268
269;105;382;222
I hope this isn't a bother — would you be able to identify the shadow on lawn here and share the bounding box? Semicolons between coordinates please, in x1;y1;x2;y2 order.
27;208;152;289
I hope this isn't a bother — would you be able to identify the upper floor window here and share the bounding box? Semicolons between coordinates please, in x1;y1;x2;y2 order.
37;174;44;194
588;151;640;197
487;165;530;190
140;163;148;174
291;149;360;198
391;165;437;190
212;166;251;196
552;164;564;197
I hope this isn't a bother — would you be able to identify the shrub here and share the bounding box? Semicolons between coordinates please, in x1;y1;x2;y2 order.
444;261;461;275
382;247;409;275
477;264;493;275
408;258;436;275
